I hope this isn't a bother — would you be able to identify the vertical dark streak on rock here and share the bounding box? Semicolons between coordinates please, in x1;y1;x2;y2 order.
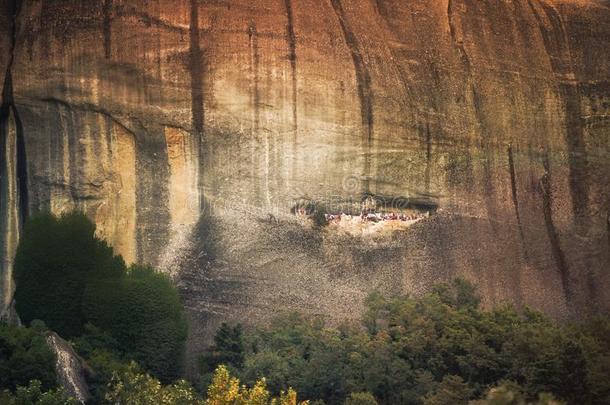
329;0;373;193
102;0;113;59
549;8;589;223
135;128;171;266
562;83;588;221
283;0;299;180
190;0;204;139
540;160;571;303
247;22;261;205
104;116;112;156
447;1;476;120
248;22;260;138
447;0;470;71
508;145;525;244
13;106;27;223
283;0;297;136
447;0;478;192
482;153;497;234
607;212;610;251
373;0;418;124
374;0;389;20
506;145;525;308
528;0;589;222
0;93;9;249
67;111;79;204
0;120;5;233
1;0;28;224
189;0;204;205
425;122;432;193
376;0;436;197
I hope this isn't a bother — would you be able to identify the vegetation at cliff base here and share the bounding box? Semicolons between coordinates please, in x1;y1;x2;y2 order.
12;211;187;383
82;265;187;382
5;212;610;404
0;380;78;405
199;279;610;405
0;322;56;393
103;363;306;405
13;212;125;338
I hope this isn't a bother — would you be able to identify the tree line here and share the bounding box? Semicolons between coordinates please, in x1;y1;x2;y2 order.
1;212;608;404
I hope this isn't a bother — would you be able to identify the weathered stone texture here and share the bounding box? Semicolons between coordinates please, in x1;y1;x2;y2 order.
0;0;609;365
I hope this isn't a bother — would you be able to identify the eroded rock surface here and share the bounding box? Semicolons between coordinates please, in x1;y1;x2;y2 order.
46;332;90;404
0;0;609;368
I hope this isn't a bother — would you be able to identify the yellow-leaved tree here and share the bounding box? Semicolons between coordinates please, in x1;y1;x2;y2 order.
206;366;307;405
105;363;306;405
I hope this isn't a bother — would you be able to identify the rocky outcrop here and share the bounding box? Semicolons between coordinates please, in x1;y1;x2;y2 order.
0;0;609;368
46;332;90;404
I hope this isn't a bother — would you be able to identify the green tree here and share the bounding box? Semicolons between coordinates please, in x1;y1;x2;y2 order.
200;323;245;373
105;362;202;405
14;212;187;384
423;375;473;405
83;265;187;382
0;380;77;405
217;279;610;405
0;324;56;392
471;382;564;405
344;392;378;405
206;365;306;405
14;212;125;337
72;324;126;404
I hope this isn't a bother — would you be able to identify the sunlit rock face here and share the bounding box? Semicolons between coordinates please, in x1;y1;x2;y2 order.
1;0;609;364
46;332;90;404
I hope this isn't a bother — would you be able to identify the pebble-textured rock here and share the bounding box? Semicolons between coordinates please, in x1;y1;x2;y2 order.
0;0;609;369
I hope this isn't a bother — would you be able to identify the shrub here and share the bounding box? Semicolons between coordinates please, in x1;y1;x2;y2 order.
104;364;307;405
0;323;56;392
0;380;77;405
14;212;187;383
206;365;306;405
13;212;124;337
344;392;378;405
105;362;201;405
83;265;187;383
471;382;564;405
199;323;244;378
204;279;610;405
423;375;473;405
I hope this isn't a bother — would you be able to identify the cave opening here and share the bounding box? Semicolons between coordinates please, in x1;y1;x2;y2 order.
292;193;438;234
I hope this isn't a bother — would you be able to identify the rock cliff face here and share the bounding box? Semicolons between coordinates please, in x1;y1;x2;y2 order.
1;0;609;364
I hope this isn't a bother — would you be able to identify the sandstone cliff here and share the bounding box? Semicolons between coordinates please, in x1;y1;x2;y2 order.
1;0;609;366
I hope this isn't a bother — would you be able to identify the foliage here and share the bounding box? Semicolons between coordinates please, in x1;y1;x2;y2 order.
471;382;564;405
201;323;245;371
105;362;201;405
0;323;56;392
206;365;307;405
13;212;187;383
14;212;124;337
83;265;187;383
423;375;472;405
104;364;307;405
0;380;77;405
344;392;378;405
202;279;610;405
72;324;127;404
199;323;245;390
